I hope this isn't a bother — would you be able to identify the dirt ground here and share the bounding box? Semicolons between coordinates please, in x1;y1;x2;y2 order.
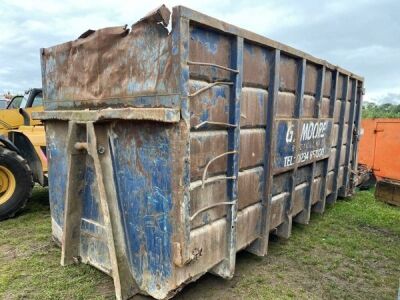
0;188;399;300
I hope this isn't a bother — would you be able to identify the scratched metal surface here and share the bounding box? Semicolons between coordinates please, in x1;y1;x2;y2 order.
40;4;364;300
40;19;180;110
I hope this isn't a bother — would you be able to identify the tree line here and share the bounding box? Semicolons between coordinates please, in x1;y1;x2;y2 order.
362;102;400;118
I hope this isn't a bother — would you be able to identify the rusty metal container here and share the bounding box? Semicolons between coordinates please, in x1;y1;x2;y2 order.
35;5;364;299
359;119;400;205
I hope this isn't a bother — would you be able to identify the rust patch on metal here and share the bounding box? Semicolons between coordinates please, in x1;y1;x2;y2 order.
279;55;298;93
188;26;232;82
241;88;267;127
323;69;332;98
190;131;228;181
276;92;295;118
305;63;318;96
303;95;316;118
239;129;265;169
133;4;171;27
243;43;270;89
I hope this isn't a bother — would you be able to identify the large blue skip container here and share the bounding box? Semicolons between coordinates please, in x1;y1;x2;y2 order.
35;5;364;299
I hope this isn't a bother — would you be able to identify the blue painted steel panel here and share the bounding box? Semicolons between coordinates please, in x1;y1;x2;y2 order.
46;130;68;227
110;123;173;284
274;119;333;171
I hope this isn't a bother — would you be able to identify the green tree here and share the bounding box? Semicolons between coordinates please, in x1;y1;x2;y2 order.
362;102;400;118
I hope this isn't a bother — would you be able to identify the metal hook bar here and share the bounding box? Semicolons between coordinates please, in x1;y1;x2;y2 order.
187;61;239;73
74;142;88;151
189;82;233;98
202;150;237;189
190;175;236;191
190;201;236;221
194;121;237;130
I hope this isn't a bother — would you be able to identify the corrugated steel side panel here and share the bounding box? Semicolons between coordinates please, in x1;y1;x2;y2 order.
38;5;364;300
359;119;400;181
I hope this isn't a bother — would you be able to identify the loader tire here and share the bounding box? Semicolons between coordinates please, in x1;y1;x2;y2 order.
0;147;33;220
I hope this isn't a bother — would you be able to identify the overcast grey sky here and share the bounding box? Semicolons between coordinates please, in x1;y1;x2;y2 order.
0;0;399;103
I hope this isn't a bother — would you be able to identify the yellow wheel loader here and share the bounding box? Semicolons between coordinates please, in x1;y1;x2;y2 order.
0;88;47;220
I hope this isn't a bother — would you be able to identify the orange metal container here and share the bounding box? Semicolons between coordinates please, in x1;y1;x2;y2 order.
359;118;400;181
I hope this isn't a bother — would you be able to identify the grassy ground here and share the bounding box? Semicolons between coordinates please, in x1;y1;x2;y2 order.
0;187;399;300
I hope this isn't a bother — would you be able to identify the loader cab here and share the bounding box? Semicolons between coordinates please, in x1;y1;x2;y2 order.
5;89;43;127
7;95;23;109
0;98;10;109
7;88;43;110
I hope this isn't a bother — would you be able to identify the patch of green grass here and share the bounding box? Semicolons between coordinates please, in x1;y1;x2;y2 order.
0;188;399;299
227;190;400;300
0;187;113;300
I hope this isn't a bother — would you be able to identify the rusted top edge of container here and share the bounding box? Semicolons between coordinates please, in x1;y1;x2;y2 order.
175;5;364;82
32;107;180;123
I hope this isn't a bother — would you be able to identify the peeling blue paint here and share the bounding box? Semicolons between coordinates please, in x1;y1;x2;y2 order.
47;138;67;227
214;86;226;99
257;92;264;108
127;81;141;93
244;42;254;55
200;109;209;122
110;123;173;286
190;26;220;55
202;212;210;225
82;164;102;223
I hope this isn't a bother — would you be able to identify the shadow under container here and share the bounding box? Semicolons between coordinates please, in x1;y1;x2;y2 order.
35;5;364;300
